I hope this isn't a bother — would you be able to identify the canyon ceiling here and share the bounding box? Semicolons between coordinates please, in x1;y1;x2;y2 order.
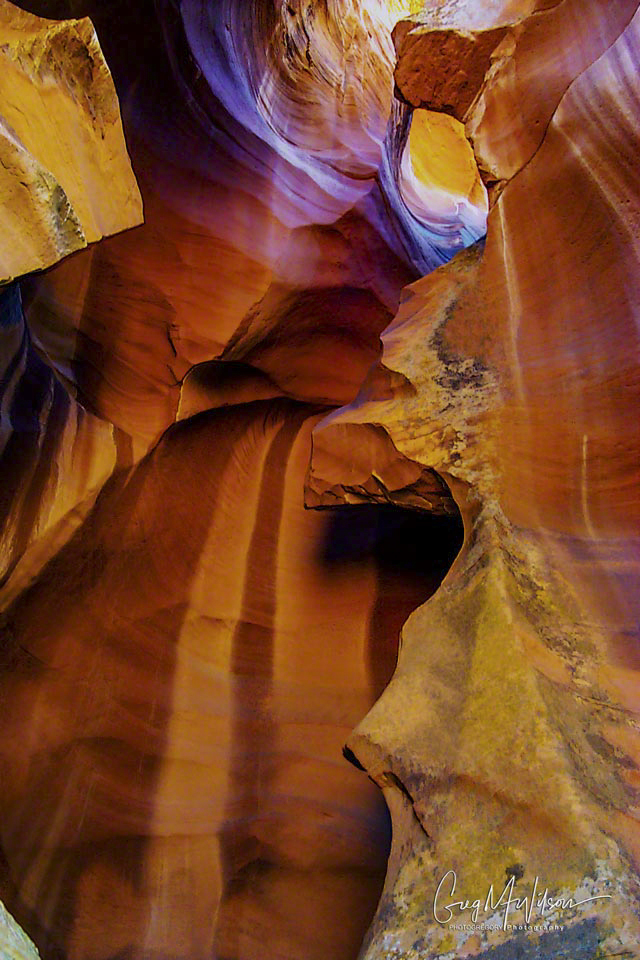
0;1;639;959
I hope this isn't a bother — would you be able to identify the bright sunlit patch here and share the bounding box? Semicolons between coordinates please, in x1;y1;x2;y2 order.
409;109;487;209
399;108;488;242
369;0;424;29
384;0;424;20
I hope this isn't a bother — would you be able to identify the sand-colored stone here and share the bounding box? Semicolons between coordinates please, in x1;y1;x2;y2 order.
2;1;639;959
0;0;142;283
310;3;640;957
0;900;40;960
0;399;459;960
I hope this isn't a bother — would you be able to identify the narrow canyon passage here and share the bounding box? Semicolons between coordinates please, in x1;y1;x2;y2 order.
0;398;462;960
3;0;640;957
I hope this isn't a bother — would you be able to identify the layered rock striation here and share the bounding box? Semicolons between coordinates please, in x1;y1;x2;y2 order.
0;1;471;958
0;0;639;959
310;1;640;957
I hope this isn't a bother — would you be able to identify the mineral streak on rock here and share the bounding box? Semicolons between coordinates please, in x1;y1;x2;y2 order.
0;0;142;283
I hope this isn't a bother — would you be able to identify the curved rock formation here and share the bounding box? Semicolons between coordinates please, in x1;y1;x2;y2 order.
0;397;462;960
17;0;487;450
1;1;470;957
1;0;639;958
0;0;142;283
0;0;142;592
0;283;118;592
310;2;640;957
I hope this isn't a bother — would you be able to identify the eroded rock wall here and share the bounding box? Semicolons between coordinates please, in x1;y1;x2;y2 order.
310;1;640;957
0;899;40;960
0;0;142;282
0;0;638;959
0;2;471;958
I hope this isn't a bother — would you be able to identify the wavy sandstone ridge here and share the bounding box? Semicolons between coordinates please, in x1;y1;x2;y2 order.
1;397;463;960
0;1;470;958
0;0;639;959
310;2;640;957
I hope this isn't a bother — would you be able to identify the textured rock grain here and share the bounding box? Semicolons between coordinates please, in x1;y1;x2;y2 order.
310;2;640;957
2;0;639;959
0;900;40;960
0;0;142;283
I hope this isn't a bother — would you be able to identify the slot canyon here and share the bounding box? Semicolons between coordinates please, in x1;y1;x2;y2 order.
0;0;639;958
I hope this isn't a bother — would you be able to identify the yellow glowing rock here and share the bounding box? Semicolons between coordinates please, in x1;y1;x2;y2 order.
408;108;487;209
0;0;142;283
399;107;487;240
384;0;424;21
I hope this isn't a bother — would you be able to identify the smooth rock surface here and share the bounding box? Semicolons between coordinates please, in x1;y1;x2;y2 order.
0;283;117;591
0;400;460;960
1;0;639;959
1;7;472;958
310;2;640;956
